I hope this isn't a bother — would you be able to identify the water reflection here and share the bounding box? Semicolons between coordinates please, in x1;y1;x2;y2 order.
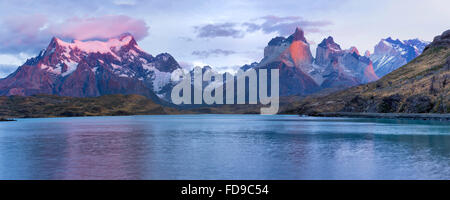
0;115;449;179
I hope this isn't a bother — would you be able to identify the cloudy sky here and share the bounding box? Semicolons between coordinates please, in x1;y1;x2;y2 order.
0;0;449;77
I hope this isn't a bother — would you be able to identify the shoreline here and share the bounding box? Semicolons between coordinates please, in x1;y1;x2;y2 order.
0;118;16;122
2;112;449;121
309;112;450;121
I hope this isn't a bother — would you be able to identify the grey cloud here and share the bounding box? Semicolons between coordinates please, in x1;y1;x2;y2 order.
244;15;332;36
192;49;236;58
243;22;260;32
0;14;50;54
194;23;244;38
213;65;241;71
178;61;194;70
0;64;19;78
113;0;137;6
194;15;331;39
178;37;194;42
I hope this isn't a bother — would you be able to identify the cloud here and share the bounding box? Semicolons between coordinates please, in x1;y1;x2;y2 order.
194;23;244;38
113;0;137;6
193;15;331;39
212;65;242;73
192;49;236;58
244;15;332;36
0;64;19;78
48;15;149;41
0;14;50;54
178;36;194;42
178;61;194;70
0;15;149;54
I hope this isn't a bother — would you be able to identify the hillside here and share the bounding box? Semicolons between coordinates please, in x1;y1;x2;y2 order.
291;30;450;115
0;94;181;118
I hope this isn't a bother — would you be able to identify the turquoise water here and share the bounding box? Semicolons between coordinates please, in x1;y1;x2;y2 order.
0;115;449;180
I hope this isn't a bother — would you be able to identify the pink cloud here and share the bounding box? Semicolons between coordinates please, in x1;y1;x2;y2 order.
0;15;149;54
49;15;149;41
3;14;48;38
0;14;50;53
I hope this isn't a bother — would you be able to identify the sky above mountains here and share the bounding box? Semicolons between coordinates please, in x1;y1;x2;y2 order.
0;0;449;77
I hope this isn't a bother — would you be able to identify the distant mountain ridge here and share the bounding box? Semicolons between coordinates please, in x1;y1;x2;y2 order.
370;37;429;77
255;28;320;96
241;28;380;96
314;36;378;89
292;29;450;114
0;29;429;107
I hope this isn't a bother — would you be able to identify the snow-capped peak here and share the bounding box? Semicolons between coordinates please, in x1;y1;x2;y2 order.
50;34;136;54
371;37;430;77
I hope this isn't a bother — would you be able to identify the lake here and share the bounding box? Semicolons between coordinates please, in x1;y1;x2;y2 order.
0;115;449;180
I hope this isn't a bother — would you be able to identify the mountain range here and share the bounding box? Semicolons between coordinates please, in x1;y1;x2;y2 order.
292;30;450;114
0;28;430;107
0;33;180;102
239;28;428;96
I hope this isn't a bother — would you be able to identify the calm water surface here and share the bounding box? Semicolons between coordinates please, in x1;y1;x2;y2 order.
0;115;449;180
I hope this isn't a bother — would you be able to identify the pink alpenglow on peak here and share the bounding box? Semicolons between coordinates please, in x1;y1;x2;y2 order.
51;34;137;55
364;63;379;82
0;34;182;101
291;27;307;43
348;46;360;55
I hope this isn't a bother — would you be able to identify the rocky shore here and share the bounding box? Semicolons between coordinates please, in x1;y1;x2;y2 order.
308;112;450;121
0;118;16;121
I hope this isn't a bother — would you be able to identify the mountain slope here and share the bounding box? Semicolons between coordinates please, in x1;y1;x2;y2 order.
294;30;450;114
255;28;319;96
0;34;181;102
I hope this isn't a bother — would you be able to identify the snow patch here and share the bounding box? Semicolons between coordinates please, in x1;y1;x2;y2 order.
62;61;78;77
143;63;172;92
111;63;122;69
143;63;156;71
53;37;133;61
139;58;148;63
40;64;61;74
152;70;171;92
130;50;139;56
54;37;132;54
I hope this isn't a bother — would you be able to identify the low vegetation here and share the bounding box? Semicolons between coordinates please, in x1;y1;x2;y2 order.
0;94;181;118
